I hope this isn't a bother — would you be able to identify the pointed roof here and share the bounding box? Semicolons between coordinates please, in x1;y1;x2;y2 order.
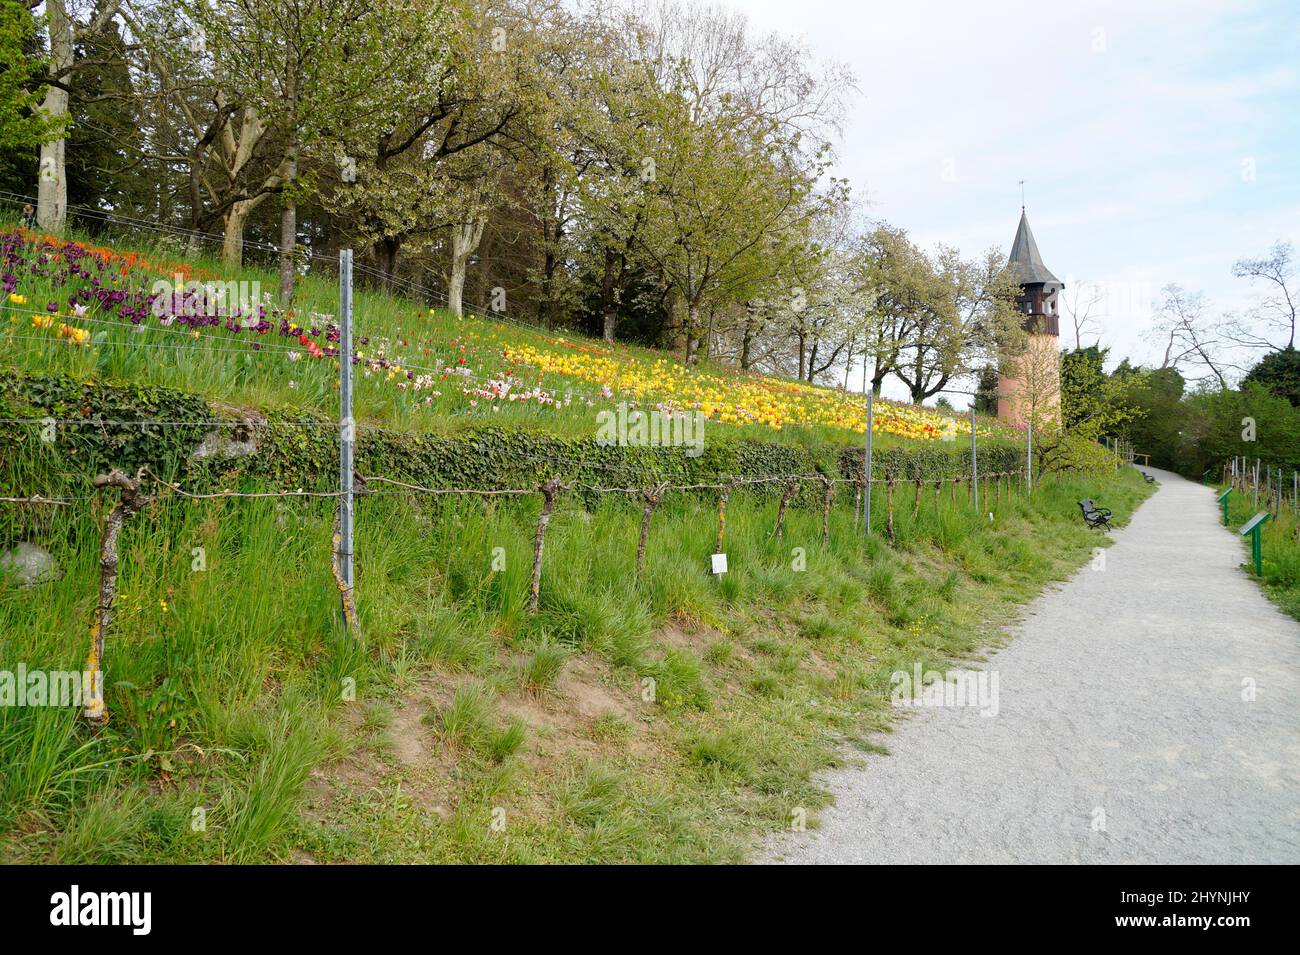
1007;210;1062;287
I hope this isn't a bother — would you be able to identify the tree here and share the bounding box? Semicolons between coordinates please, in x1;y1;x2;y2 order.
1;2;66;156
1149;284;1231;389
1061;280;1102;350
189;0;428;302
1020;336;1134;476
972;366;999;416
63;10;148;215
855;223;932;396
1117;364;1186;469
32;0;125;232
634;87;828;364
1242;347;1300;408
894;244;1018;404
441;149;505;316
1230;240;1297;351
319;0;524;289
631;0;849;360
1060;345;1109;430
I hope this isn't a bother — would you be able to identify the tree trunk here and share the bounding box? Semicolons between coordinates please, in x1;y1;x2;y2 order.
539;246;557;329
686;301;702;365
222;200;255;268
278;143;297;305
84;469;151;725
740;304;758;370
448;217;485;317
36;0;74;233
600;247;618;343
374;236;400;289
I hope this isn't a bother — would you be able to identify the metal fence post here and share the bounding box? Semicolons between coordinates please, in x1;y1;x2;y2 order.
339;249;355;622
1026;419;1033;495
864;389;874;537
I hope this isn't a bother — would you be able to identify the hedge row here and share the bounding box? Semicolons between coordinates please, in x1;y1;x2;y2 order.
1;370;1027;504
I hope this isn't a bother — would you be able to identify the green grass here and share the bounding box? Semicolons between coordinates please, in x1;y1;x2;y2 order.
0;461;1150;863
0;212;1155;863
1220;486;1300;621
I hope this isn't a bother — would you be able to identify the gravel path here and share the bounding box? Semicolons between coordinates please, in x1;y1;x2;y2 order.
762;468;1300;864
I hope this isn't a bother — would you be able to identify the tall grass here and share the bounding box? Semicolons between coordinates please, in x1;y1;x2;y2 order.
0;459;1149;861
1223;488;1300;620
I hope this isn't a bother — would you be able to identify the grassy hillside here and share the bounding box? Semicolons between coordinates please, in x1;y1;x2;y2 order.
0;224;1018;451
0;221;1151;863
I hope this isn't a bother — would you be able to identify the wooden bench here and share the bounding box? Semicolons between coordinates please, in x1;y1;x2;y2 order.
1141;472;1156;485
1078;499;1113;530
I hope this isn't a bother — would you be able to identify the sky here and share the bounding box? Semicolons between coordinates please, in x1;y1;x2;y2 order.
725;0;1300;402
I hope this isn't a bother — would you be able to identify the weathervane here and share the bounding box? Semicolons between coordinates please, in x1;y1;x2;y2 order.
1018;179;1025;211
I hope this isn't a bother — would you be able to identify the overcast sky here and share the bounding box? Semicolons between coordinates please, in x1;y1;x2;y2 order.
728;0;1299;402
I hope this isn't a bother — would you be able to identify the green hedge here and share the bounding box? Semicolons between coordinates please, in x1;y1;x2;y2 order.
1;370;1026;503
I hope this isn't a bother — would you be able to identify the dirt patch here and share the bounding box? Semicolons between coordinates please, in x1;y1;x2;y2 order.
657;613;725;652
802;649;836;680
556;655;640;721
388;700;431;767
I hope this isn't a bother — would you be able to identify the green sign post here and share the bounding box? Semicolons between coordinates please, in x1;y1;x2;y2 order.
1239;511;1271;576
1216;487;1232;526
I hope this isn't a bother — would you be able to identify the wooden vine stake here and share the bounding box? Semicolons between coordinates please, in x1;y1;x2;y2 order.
636;482;668;579
714;481;734;554
819;475;834;546
528;478;562;613
84;468;152;726
912;477;923;519
774;480;799;542
885;478;896;544
332;503;359;632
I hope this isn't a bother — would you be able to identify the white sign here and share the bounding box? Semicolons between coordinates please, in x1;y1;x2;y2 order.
710;552;728;575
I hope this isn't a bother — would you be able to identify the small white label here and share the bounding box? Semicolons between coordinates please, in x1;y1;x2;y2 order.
711;552;728;575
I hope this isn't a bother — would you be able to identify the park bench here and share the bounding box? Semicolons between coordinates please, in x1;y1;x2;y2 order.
1077;499;1112;530
1141;472;1156;484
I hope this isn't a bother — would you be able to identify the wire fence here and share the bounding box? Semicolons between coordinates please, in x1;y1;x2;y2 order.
3;195;1048;727
1224;456;1300;518
3;416;1037;726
